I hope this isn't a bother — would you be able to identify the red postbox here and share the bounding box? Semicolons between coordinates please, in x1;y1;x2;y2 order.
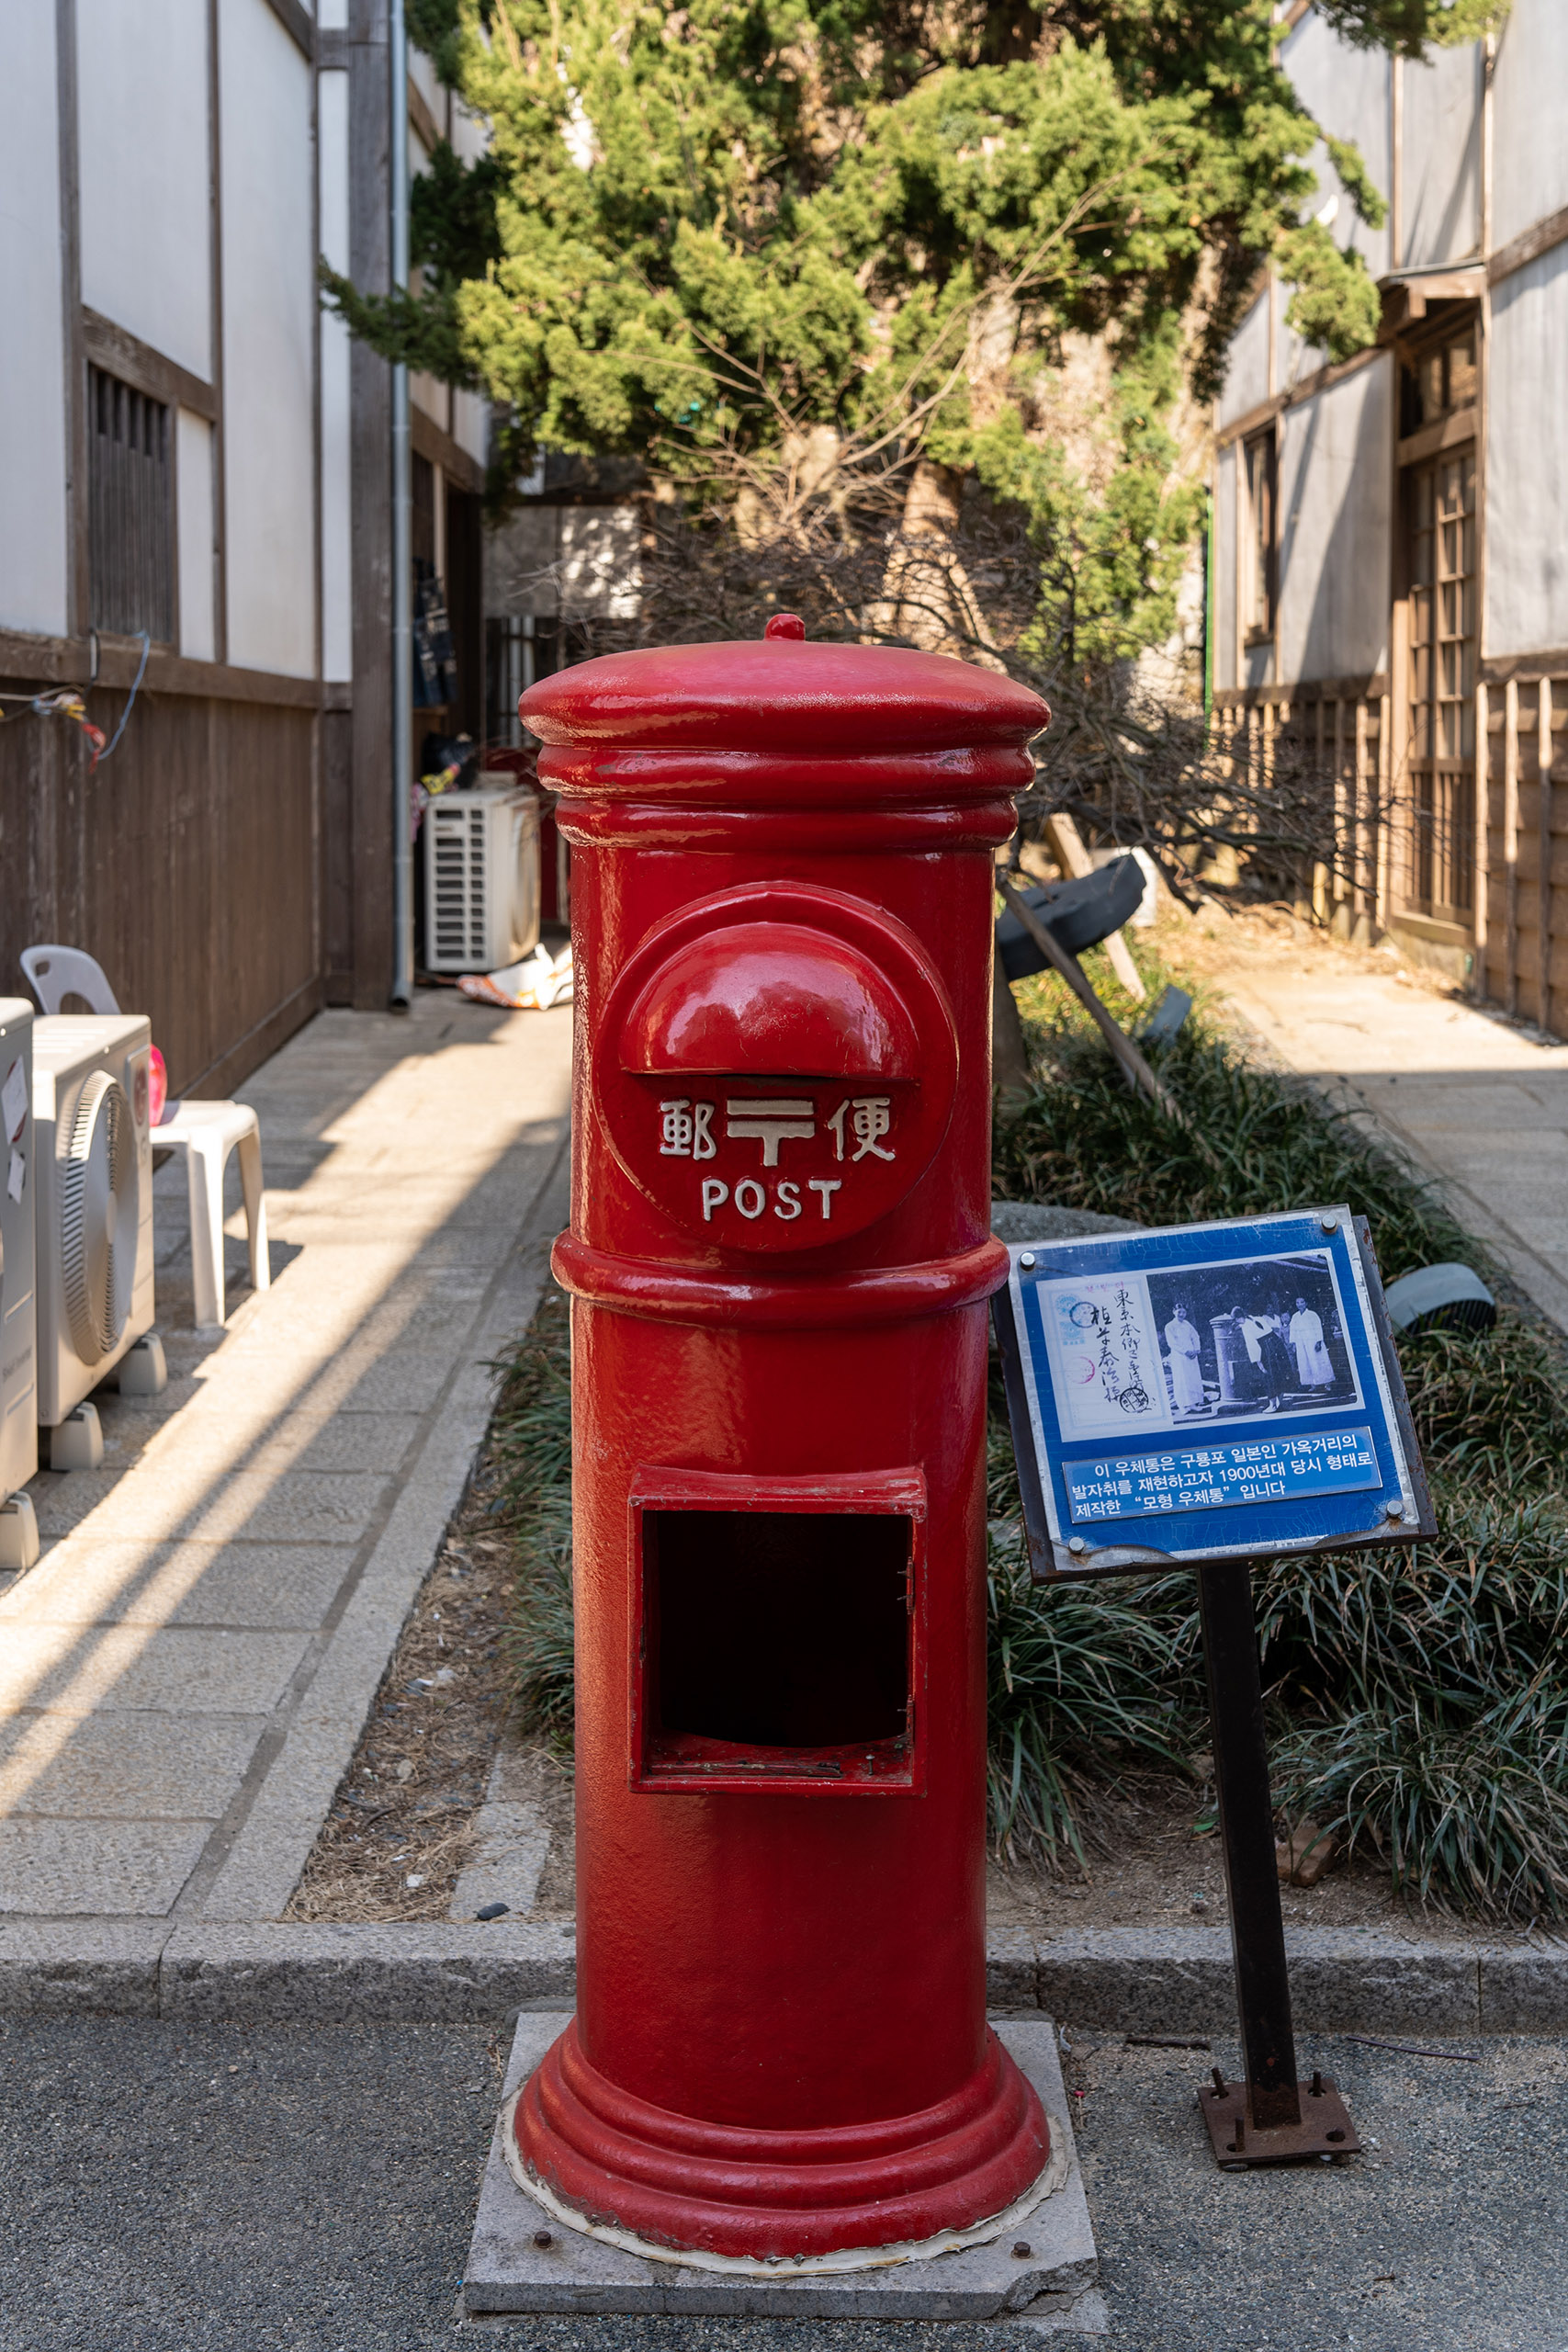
508;616;1050;2266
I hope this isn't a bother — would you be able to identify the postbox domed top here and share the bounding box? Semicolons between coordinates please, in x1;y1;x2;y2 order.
519;634;1046;756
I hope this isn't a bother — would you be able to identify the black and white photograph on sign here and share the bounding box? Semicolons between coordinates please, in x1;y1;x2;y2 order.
1144;1250;1360;1423
1037;1249;1362;1442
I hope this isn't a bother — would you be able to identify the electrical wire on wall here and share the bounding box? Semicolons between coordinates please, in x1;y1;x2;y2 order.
0;632;150;769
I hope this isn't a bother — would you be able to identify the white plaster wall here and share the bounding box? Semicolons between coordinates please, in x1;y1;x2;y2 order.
409;46;443;128
1493;0;1568;254
1400;45;1481;268
1280;13;1392;281
0;0;69;636
77;0;211;379
453;389;489;465
1213;443;1237;693
453;99;488;167
1487;243;1568;658
1217;292;1269;431
319;67;352;682
176;410;216;660
1276;356;1392;684
220;0;315;676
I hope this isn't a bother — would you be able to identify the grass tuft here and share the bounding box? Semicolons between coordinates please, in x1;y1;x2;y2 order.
490;1291;576;1754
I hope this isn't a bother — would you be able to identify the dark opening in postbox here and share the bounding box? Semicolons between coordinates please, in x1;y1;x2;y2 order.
506;623;1053;2269
630;1467;925;1793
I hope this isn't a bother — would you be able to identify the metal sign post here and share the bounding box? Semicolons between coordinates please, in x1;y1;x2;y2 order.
1195;1555;1358;2165
993;1206;1434;2170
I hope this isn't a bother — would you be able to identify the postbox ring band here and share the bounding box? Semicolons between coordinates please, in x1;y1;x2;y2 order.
554;795;1022;856
551;1232;1010;1327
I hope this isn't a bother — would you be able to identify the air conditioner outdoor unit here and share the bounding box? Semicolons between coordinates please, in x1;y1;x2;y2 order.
0;1000;39;1560
32;1014;155;1462
421;786;541;975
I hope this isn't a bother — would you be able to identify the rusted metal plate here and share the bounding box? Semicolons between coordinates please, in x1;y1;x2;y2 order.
1200;2071;1361;2169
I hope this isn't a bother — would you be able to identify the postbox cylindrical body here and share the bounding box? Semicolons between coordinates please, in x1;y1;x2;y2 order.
509;626;1051;2264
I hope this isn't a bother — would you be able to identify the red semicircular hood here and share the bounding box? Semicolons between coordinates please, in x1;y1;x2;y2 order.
620;922;920;1079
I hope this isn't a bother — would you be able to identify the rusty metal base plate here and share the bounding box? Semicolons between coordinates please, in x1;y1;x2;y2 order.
1200;2075;1360;2169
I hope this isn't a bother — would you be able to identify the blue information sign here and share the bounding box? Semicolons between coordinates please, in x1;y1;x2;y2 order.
992;1206;1432;1577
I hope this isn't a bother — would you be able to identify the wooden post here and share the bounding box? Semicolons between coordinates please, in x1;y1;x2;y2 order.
1505;675;1520;1019
1540;677;1553;1035
1330;698;1345;922
1473;680;1489;997
996;876;1190;1133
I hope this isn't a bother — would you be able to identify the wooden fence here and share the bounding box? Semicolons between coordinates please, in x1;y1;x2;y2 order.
1210;679;1390;938
0;673;322;1095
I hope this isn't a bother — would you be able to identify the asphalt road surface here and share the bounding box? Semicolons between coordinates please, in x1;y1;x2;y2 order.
1;2011;1564;2349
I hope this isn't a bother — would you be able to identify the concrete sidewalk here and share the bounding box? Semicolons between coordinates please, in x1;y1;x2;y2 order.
0;993;571;1971
1223;956;1568;1330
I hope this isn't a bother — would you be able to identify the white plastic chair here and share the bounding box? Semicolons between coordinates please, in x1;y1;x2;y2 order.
21;945;270;1330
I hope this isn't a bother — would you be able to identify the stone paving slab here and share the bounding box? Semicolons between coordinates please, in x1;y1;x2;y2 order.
0;1819;214;1915
0;1713;265;1815
0;1626;312;1716
1;1540;360;1628
1224;959;1568;1330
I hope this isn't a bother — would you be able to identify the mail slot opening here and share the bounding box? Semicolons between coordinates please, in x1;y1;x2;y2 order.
641;1508;913;1777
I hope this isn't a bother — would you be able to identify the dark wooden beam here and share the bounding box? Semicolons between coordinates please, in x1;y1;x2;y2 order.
1489;201;1568;289
412;399;485;496
261;0;313;61
0;624;323;706
1213;342;1383;452
82;310;218;421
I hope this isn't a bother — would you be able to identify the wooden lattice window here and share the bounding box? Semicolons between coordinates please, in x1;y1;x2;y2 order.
1407;446;1476;920
87;365;174;641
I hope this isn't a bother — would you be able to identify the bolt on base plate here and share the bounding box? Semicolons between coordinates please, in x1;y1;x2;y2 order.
1200;2071;1360;2169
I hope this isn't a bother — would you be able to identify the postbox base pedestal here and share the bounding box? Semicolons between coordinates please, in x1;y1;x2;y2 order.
464;2016;1100;2324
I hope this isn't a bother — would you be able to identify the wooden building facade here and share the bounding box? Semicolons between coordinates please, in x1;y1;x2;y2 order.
0;0;487;1091
1211;0;1568;1024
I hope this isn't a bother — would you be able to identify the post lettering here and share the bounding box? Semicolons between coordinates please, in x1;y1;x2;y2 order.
701;1179;728;1220
808;1179;841;1218
735;1179;766;1219
774;1182;802;1219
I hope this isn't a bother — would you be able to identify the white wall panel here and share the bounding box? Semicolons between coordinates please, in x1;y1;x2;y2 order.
1493;0;1568;254
0;0;69;635
176;409;216;660
1400;45;1481;268
453;389;489;465
1276;356;1392;685
1217;291;1269;431
319;68;352;681
1213;444;1237;693
1280;14;1392;281
1487;244;1568;658
220;0;315;677
77;0;211;379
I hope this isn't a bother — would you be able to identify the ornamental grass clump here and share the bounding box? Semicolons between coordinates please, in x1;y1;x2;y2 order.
987;948;1568;1916
491;1290;576;1752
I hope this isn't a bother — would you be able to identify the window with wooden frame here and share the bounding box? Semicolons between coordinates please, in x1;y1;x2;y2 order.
87;365;174;642
1405;444;1476;921
1241;427;1277;644
1399;321;1478;438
